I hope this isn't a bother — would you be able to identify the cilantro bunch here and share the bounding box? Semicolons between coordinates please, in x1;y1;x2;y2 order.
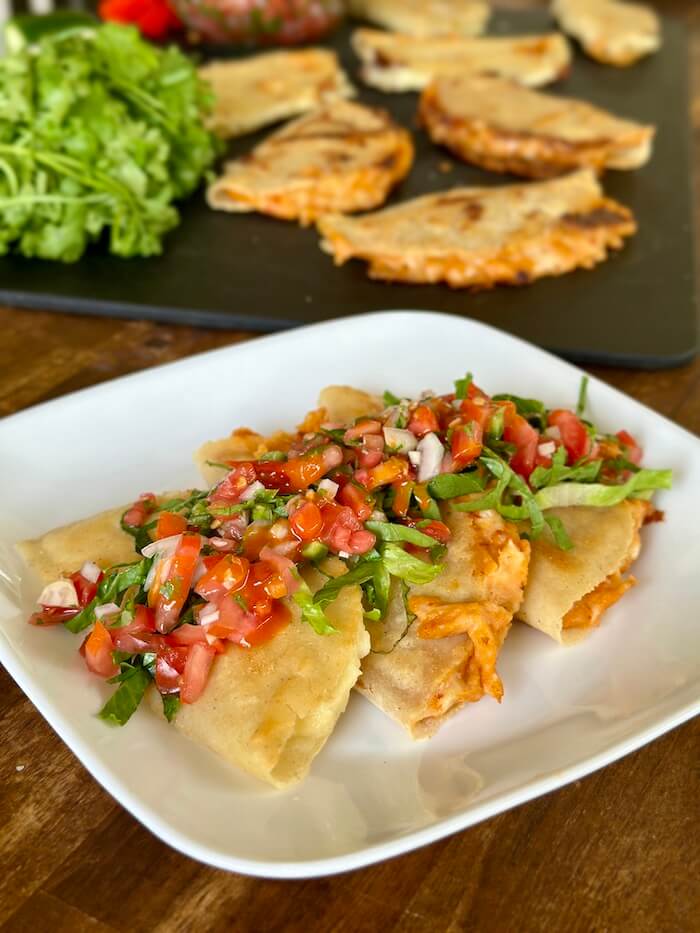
0;23;220;261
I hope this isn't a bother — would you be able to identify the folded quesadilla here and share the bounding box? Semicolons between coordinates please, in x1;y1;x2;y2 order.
351;28;571;92
552;0;660;67
517;500;649;644
19;500;369;788
420;74;655;177
348;0;490;37
199;49;354;139
207;100;414;225
358;507;529;738
317;169;636;288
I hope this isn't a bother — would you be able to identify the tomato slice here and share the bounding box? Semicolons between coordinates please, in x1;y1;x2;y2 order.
418;520;451;544
211;463;257;502
548;410;591;464
361;457;409;491
289;501;324;540
451;426;482;468
69;571;99;607
155;511;187;540
391;480;413;517
337;483;373;521
194;555;249;603
256;446;343;493
409;404;439;438
28;606;78;626
154;534;202;634
84;621;118;679
503;410;539;479
180;643;216;704
122;493;156;529
615;429;642;465
167;623;209;646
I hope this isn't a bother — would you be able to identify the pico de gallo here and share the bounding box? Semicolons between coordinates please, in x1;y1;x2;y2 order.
29;374;671;727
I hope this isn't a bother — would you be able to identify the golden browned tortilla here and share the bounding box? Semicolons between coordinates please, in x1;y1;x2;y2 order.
317;169;636;289
18;505;369;788
351;28;571;92
207;100;414;226
199;48;355;139
420;74;655;178
347;0;490;37
516;500;649;644
552;0;660;67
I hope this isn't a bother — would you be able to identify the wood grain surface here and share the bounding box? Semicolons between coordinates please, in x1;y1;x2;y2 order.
1;2;699;930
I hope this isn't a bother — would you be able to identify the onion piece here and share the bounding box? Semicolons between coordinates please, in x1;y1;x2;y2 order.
538;441;556;457
95;602;121;620
210;536;238;551
240;480;264;502
38;579;78;609
192;558;209;584
545;425;561;440
141;533;183;559
383;427;417;453
80;561;101;584
317;478;339;499
408;450;421;467
199;603;220;626
417;432;445;483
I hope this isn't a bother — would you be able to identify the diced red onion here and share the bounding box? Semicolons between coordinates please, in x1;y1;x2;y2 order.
95;602;121;620
317;478;339;499
199;603;220;626
240;480;265;502
358;449;383;469
417;432;445;483
80;561;101;584
192;559;209;584
408;450;421;467
38;579;78;609
370;510;387;522
344;420;382;442
144;556;170;594
538;441;556;457
322;444;344;471
382;427;416;452
141;533;183;559
210;536;238;551
545;425;561;440
364;434;385;451
440;451;454;474
270;520;290;540
219;514;249;540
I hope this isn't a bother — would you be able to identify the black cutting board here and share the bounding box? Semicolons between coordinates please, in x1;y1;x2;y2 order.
0;8;696;367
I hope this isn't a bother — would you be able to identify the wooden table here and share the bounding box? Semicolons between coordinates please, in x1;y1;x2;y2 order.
1;4;699;931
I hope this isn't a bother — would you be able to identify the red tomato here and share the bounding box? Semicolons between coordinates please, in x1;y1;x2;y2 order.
154;534;202;634
451;427;482;468
337;483;373;521
361;457;409;491
409;405;439;438
194;555;249;603
256;446;343;492
391;480;413;517
344;419;382;442
180;644;216;704
347;529;376;554
70;571;99;608
289;501;324;540
206;593;261;643
418;520;451;544
503;411;539;479
167;623;209;646
460;397;491;431
548;410;591;464
155;511;187;540
616;430;643;465
28;606;78;626
122;493;156;528
84;621;118;679
211;463;257;502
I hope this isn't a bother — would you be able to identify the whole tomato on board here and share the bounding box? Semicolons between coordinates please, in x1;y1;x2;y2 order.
171;0;344;45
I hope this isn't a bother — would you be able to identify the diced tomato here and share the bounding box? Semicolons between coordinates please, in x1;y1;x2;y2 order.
110;606;159;652
616;429;643;465
83;621;118;679
28;606;78;626
122;493;156;528
154;534;202;633
69;571;99;607
347;529;376;554
361;457;409;491
259;547;298;595
167;623;209;646
180;645;213;693
205;594;260;644
451;426;482;468
460;397;491;431
337;483;373;521
466;381;489;400
256;445;343;493
357;447;384;469
548;410;591;464
412;483;432;513
155;511;187;540
409;404;439;438
418;520;451;544
155;656;181;694
391;480;413;517
194;555;249;603
344;419;382;442
289;501;324;540
211;463;257;502
503;410;540;479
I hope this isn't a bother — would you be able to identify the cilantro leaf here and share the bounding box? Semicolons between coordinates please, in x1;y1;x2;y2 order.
383;390;401;406
162;694;180;722
98;665;151;726
428;471;485;499
454;372;473;400
576;376;589;417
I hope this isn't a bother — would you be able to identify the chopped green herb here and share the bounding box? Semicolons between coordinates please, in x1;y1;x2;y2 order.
576;376;589;417
366;521;437;548
98;664;151;726
383;390;401;407
162;694;180;722
428;471;485;499
454;372;473;400
381;544;443;586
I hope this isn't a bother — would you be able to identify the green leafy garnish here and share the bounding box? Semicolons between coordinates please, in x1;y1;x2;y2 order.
492;394;547;429
65;558;151;633
162;694;180;723
383;390;401;407
544;514;574;550
313;562;378;609
454;372;473;400
381;544;443;585
534;469;672;510
428;471;485;499
529;447;602;489
576;376;589;417
293;578;337;635
98;664;151;726
366;521;437;548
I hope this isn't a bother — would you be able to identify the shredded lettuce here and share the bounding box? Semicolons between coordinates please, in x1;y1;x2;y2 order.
293;578;337;635
366;521;437;548
534;469;672;510
428;471;485;499
381;544;443;585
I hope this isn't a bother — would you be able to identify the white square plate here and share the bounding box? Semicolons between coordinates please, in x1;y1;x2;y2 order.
1;311;698;878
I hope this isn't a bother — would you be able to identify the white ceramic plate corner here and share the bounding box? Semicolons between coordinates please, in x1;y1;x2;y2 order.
1;311;699;878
